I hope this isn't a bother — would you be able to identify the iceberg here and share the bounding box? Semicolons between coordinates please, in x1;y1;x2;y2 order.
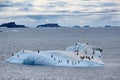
6;43;104;67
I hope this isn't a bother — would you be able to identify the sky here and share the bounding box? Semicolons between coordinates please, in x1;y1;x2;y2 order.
0;0;120;27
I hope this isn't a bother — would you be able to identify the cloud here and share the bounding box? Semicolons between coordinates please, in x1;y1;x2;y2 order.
0;0;120;15
0;0;120;27
0;1;12;8
0;4;12;7
102;2;118;6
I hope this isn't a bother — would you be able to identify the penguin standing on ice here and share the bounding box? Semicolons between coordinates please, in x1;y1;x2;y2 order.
51;55;53;58
12;53;14;56
93;49;95;55
67;60;69;63
88;56;91;60
91;56;93;59
38;50;39;53
17;55;19;57
75;43;78;46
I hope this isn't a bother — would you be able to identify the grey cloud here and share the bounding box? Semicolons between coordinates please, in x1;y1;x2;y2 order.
71;11;81;13
27;4;34;7
97;15;112;21
81;4;99;7
100;9;119;13
7;2;34;12
0;1;12;5
27;15;63;20
0;1;13;8
49;1;67;7
70;10;119;14
102;3;118;6
18;4;34;11
0;4;12;7
54;10;71;13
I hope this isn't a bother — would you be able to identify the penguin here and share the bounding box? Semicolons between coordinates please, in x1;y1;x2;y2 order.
51;55;53;58
91;56;93;59
12;53;14;56
67;60;69;63
17;55;19;57
76;52;79;56
38;50;40;53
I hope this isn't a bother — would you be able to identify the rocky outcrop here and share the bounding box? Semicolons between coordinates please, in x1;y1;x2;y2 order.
83;25;90;28
37;23;61;28
0;22;28;28
105;25;111;27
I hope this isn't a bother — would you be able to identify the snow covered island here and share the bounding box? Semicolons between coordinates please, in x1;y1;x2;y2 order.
6;43;104;67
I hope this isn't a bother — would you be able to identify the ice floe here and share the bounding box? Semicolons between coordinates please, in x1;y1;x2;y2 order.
6;43;104;67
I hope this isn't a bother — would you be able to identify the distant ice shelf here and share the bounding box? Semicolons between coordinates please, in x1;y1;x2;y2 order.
6;43;104;67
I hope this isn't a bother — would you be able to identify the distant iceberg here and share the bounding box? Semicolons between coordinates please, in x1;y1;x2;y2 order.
6;43;104;67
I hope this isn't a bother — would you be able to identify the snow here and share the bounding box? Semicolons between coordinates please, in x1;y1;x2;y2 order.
6;43;104;67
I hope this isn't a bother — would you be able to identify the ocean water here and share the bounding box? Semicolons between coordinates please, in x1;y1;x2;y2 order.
0;27;120;80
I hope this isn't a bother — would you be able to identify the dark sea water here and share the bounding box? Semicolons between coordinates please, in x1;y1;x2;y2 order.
0;27;120;80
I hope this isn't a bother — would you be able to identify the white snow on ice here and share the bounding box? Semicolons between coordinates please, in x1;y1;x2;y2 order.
6;43;104;67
